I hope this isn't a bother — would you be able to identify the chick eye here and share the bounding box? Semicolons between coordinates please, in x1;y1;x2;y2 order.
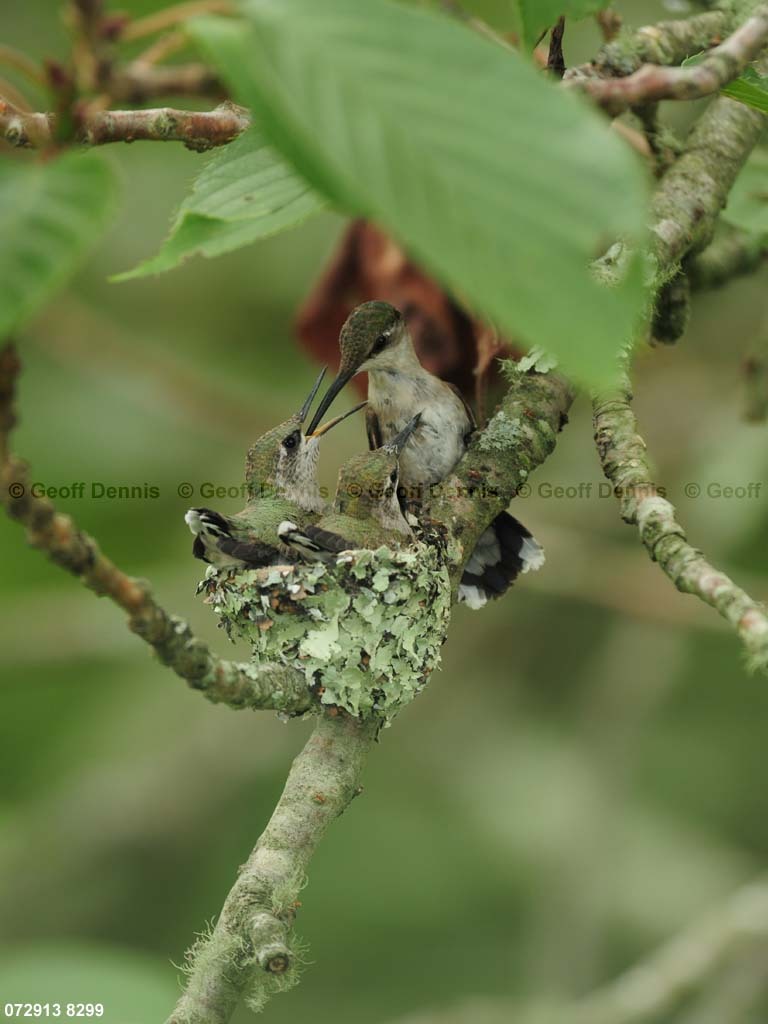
283;431;299;450
372;333;390;355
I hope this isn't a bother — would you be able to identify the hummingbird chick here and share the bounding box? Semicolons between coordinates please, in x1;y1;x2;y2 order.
278;414;421;560
186;369;365;570
306;301;544;608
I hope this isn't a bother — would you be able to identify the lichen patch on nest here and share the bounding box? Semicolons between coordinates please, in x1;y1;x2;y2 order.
198;545;452;723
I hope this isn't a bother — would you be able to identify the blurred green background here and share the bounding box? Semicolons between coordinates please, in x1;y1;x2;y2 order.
2;1;768;1021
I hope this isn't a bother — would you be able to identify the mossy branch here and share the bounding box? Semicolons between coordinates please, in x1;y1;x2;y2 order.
569;5;768;116
167;711;377;1024
687;226;768;290
650;93;765;275
593;373;768;673
566;8;731;83
424;370;574;592
590;26;768;671
0;344;310;713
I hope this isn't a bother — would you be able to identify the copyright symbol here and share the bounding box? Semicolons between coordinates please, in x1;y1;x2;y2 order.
516;482;531;498
347;482;361;498
685;482;700;498
8;482;24;499
177;482;194;499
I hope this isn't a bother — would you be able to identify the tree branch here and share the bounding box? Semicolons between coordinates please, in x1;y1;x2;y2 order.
568;875;768;1024
687;227;768;290
167;711;377;1024
589;48;768;669
566;9;730;84
650;93;765;277
121;0;235;42
0;44;45;88
108;62;225;103
593;373;768;673
424;370;574;592
0;100;249;150
570;6;768;116
0;344;309;713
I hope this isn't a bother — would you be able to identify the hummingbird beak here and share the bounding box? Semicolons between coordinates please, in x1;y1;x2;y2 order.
305;367;356;436
297;367;327;425
307;400;368;439
385;412;423;456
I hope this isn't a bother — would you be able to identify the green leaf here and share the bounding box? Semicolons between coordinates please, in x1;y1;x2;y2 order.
683;55;768;114
115;127;323;280
192;1;648;385
0;152;117;339
723;149;768;235
721;66;768;114
515;0;610;49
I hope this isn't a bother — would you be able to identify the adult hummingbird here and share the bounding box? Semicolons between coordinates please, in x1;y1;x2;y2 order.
185;370;365;570
277;414;421;560
305;301;544;607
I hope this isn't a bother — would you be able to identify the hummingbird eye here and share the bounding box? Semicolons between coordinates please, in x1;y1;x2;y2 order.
282;430;300;451
372;332;390;356
389;469;398;484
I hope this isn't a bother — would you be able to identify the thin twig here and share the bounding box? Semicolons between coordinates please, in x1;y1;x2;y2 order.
382;878;768;1024
568;876;768;1024
122;0;235;42
0;78;33;112
133;29;189;67
687;228;768;290
109;62;224;102
0;345;310;713
569;5;768;116
0;101;248;151
593;372;768;673
566;9;730;84
0;44;45;88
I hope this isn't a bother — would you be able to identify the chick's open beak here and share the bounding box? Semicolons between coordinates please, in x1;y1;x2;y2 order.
307;400;367;439
297;367;327;424
385;411;423;455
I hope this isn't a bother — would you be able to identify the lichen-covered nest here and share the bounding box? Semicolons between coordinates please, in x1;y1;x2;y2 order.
199;544;452;722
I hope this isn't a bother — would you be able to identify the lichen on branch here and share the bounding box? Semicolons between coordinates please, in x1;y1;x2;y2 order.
567;8;731;83
569;5;768;116
167;711;377;1024
593;374;768;674
424;369;574;592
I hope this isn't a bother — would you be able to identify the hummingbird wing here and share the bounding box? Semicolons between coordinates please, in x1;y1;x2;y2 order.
445;382;477;437
278;520;351;562
365;407;383;451
367;384;475;453
186;507;279;569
